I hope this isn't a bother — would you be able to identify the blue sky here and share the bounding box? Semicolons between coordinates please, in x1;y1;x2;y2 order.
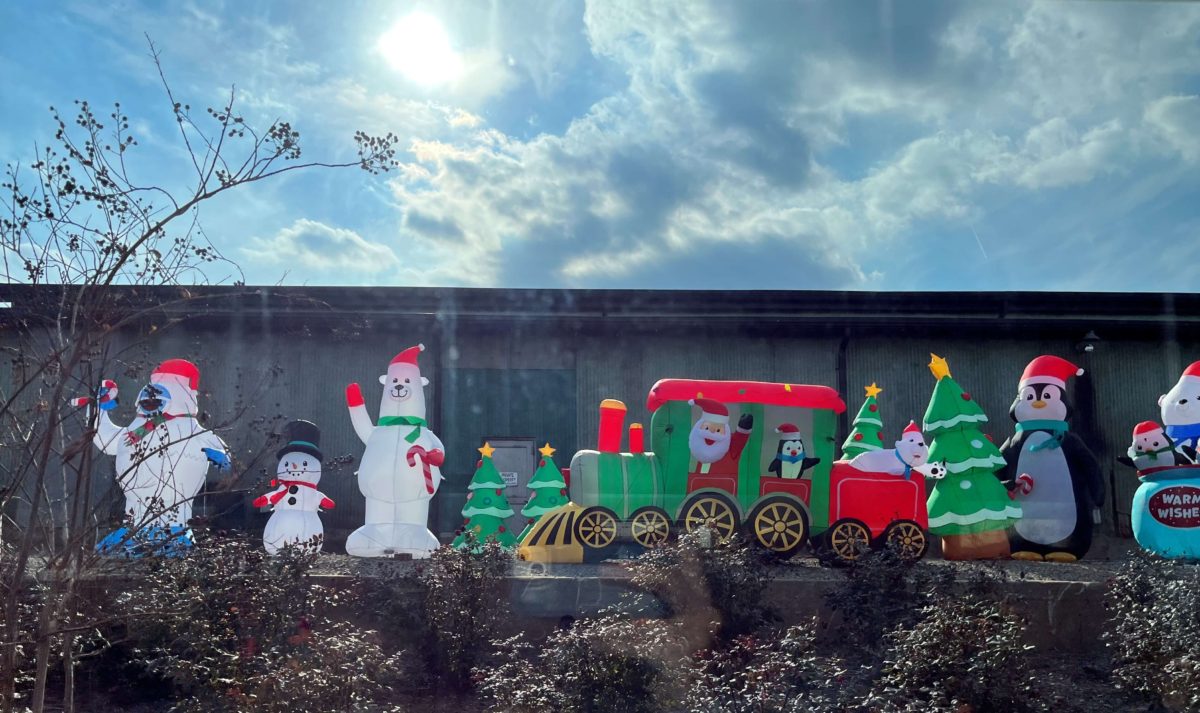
2;1;1198;291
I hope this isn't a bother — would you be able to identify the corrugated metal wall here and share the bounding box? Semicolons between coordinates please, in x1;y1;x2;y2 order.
5;289;1198;547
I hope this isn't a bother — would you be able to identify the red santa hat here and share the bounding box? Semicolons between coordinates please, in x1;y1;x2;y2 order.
390;344;425;367
902;420;922;437
1133;421;1164;437
775;423;800;438
1019;355;1084;389
152;358;200;391
1178;361;1200;383
690;398;729;425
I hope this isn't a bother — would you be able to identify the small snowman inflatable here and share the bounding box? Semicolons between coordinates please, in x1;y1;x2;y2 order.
254;420;334;555
82;358;231;556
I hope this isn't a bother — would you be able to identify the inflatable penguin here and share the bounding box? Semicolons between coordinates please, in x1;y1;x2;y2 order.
254;420;334;555
83;359;231;556
848;421;935;479
1118;421;1194;472
768;423;820;479
1159;361;1200;458
997;355;1103;562
345;344;445;558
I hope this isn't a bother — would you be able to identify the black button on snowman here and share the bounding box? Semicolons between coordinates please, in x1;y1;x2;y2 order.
253;420;335;554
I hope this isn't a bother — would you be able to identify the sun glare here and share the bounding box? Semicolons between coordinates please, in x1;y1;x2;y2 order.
377;12;462;86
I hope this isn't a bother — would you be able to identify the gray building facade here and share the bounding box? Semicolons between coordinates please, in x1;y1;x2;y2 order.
3;286;1197;548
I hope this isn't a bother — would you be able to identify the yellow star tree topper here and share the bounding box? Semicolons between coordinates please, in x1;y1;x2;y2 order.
929;354;952;381
865;382;883;398
478;442;496;459
539;442;556;457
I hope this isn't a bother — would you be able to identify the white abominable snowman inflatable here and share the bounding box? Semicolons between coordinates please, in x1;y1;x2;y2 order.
849;421;943;479
83;358;231;556
254;420;334;554
345;344;445;558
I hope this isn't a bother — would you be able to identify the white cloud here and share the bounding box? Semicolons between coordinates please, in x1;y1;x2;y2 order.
1145;95;1200;163
241;219;399;275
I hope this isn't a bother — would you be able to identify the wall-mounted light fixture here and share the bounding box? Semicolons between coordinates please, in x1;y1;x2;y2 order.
1076;330;1101;354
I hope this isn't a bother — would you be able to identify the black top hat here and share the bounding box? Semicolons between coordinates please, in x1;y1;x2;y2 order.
277;420;323;462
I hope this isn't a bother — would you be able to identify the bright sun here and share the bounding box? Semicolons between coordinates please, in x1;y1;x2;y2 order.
377;12;462;86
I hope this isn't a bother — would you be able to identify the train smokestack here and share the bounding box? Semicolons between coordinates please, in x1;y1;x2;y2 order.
628;423;645;454
598;399;626;453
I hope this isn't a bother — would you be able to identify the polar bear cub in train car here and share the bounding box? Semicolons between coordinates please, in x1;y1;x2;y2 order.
849;421;944;480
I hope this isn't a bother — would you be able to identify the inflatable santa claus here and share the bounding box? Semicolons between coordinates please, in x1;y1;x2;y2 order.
83;358;230;556
688;398;752;479
345;344;445;558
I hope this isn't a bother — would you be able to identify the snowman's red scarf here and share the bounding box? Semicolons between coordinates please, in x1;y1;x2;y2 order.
124;413;194;446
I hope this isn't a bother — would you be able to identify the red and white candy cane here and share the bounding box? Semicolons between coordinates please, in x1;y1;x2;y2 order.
406;445;445;495
72;379;118;408
1008;473;1035;500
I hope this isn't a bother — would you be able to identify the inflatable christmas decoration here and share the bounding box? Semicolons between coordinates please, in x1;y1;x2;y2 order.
768;424;821;479
689;397;753;487
80;359;231;556
1120;421;1194;471
1130;464;1200;561
345;344;445;558
521;379;928;565
997;355;1103;562
841;383;885;459
1120;365;1200;561
516;443;569;542
452;443;517;549
848;421;936;480
1159;361;1200;455
253;420;334;555
923;354;1020;560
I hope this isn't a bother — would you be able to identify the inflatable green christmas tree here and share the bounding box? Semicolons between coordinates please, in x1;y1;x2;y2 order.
517;443;569;542
841;382;885;459
923;354;1020;560
452;443;516;549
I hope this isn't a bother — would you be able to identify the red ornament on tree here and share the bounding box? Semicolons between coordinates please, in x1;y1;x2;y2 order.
869;404;878;412
961;392;972;401
495;488;503;495
498;526;506;533
854;433;863;441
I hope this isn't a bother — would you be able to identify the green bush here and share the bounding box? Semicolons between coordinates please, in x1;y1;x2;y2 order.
863;595;1039;713
625;531;776;643
478;614;688;713
1105;554;1200;712
119;534;399;712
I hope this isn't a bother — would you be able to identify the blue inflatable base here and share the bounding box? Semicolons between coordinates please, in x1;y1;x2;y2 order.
96;526;194;558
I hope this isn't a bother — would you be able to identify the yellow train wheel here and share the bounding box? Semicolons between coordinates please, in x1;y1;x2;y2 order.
828;519;872;564
883;520;929;561
681;494;739;540
630;507;671;548
747;496;809;558
574;507;618;550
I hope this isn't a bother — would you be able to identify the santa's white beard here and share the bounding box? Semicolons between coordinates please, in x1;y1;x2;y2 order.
689;425;731;463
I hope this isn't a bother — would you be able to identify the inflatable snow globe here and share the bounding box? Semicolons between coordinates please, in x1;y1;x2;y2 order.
1130;465;1200;560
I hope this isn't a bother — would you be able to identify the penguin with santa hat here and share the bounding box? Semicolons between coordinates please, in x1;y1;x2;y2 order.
997;355;1103;562
768;423;821;479
1118;421;1195;472
81;358;231;556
